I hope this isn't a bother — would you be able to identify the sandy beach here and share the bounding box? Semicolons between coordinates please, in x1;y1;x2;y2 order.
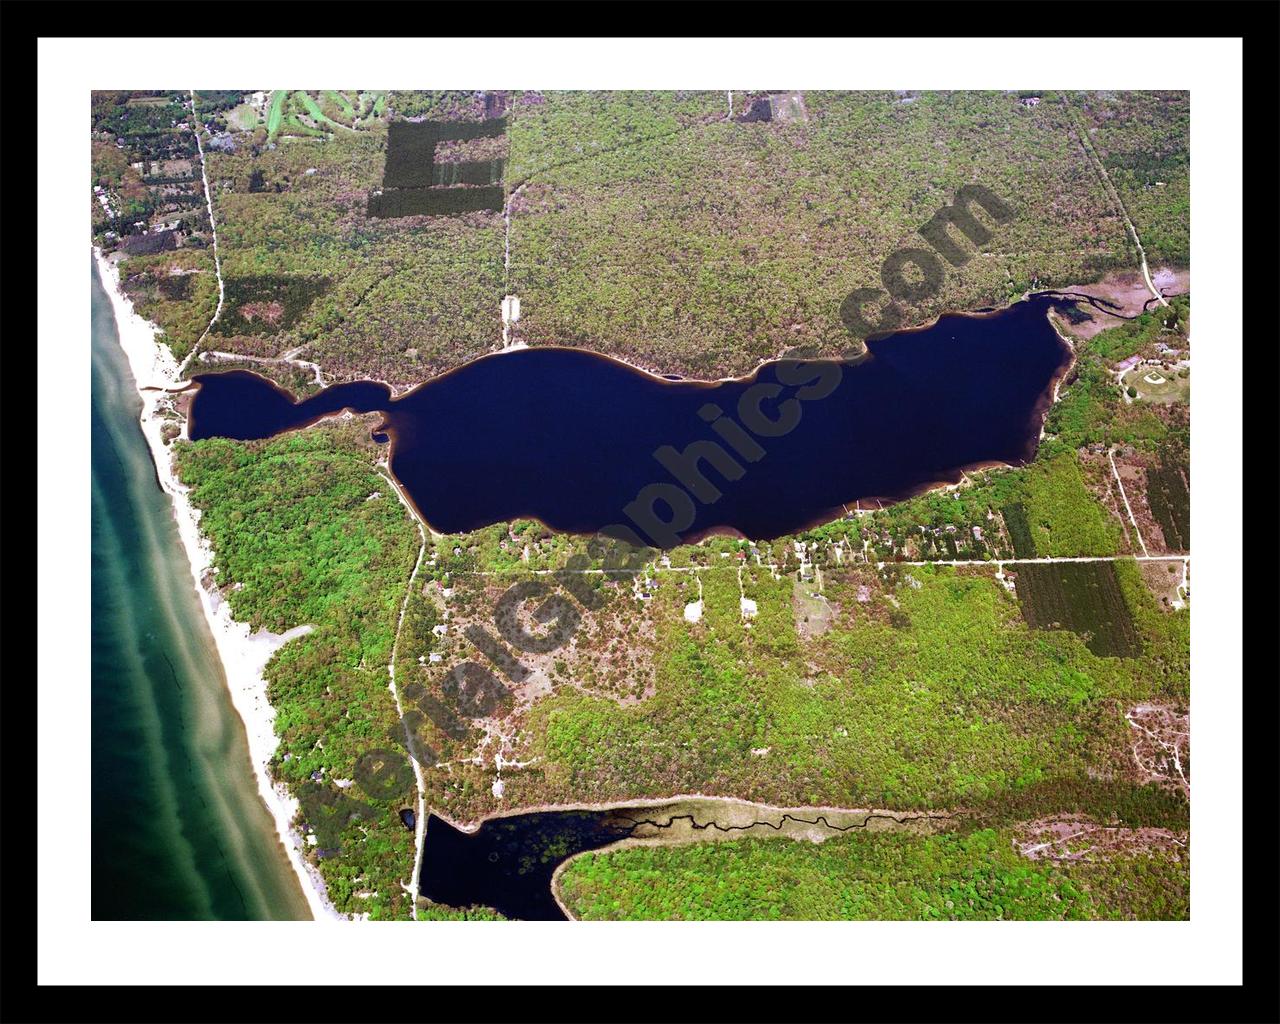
93;247;341;921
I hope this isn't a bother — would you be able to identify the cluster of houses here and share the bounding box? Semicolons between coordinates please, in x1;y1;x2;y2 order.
92;184;116;222
1115;346;1189;382
95;94;210;252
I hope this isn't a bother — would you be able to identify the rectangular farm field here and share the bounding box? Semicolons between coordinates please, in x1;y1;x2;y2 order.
1145;457;1190;552
367;186;505;218
1014;561;1142;658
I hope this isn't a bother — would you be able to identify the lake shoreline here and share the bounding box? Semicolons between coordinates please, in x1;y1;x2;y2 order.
92;248;341;922
430;791;962;833
422;794;957;920
185;294;1076;547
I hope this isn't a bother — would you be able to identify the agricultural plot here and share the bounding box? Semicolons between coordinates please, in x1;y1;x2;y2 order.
432;160;505;187
372;119;508;218
1000;503;1037;558
1013;561;1142;658
1145;454;1190;552
383;120;506;187
368;186;504;218
382;121;442;187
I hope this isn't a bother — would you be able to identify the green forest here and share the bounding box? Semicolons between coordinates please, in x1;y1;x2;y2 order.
506;90;1144;377
119;90;1191;921
559;826;1189;921
174;423;422;919
95;89;1189;386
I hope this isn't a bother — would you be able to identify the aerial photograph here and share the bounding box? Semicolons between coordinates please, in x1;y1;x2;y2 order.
90;87;1191;924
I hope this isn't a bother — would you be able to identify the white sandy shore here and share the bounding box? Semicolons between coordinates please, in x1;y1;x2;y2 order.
94;247;341;921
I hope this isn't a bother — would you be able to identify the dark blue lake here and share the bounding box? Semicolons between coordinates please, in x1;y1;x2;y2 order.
187;296;1073;545
419;810;640;920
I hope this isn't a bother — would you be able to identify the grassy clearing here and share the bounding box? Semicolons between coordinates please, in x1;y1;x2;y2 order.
325;90;357;121
226;103;260;132
293;90;346;132
266;89;287;139
1123;364;1189;404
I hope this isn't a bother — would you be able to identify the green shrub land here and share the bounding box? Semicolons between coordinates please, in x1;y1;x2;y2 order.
782;446;1134;565
489;560;1186;817
204;126;505;387
506;90;1142;378
174;423;422;919
117;248;220;360
132;91;1190;920
1073;91;1190;267
158;278;1188;921
159;347;1189;920
99;90;1187;387
1020;453;1121;556
402;484;1186;825
559;826;1189;921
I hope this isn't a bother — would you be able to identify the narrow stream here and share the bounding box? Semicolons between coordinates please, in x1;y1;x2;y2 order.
419;804;948;920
